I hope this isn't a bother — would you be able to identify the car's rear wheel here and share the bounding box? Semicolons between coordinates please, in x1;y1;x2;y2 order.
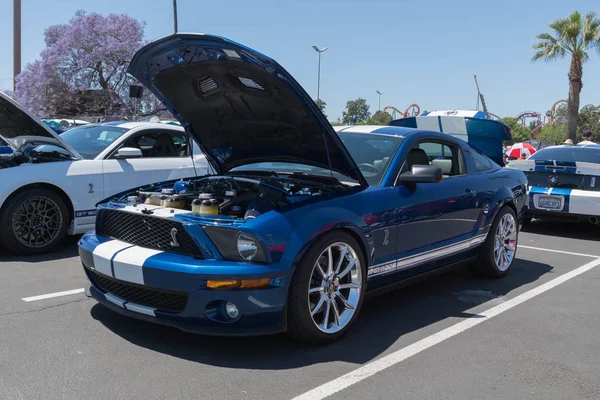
286;231;366;344
0;188;69;255
474;205;518;278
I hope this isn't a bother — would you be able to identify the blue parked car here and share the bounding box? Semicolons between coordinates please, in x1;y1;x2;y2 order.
78;33;527;343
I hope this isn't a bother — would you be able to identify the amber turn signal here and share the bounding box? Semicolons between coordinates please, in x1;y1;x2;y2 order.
206;278;271;290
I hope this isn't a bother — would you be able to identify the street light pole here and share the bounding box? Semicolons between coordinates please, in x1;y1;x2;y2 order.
173;0;178;33
312;45;327;102
376;90;384;111
13;0;21;92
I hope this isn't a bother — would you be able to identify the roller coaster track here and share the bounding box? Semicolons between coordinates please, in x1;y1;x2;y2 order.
382;104;421;119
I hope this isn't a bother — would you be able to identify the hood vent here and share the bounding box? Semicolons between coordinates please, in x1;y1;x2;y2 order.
198;77;218;95
238;77;264;91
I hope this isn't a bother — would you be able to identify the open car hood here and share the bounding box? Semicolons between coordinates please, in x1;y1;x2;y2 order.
0;92;81;157
127;33;367;186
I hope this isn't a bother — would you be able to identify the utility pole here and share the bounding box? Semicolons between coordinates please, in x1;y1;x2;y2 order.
312;46;327;102
13;0;21;92
376;90;384;111
173;0;178;33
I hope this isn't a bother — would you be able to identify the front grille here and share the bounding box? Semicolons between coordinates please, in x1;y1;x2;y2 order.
86;268;188;314
97;209;202;257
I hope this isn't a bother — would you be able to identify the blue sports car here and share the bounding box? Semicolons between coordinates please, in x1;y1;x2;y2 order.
78;33;527;343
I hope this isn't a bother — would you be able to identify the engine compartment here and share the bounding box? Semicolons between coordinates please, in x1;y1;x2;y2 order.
0;149;74;169
114;174;346;220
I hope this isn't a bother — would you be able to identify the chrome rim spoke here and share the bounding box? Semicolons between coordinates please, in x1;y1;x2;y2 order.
311;293;326;316
494;213;518;271
308;242;362;334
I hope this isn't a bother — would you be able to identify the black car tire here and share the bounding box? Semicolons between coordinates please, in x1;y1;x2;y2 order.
473;205;519;278
0;188;69;255
286;230;367;344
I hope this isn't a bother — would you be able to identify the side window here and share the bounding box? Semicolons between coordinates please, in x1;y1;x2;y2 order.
470;148;493;171
119;131;188;158
400;140;465;179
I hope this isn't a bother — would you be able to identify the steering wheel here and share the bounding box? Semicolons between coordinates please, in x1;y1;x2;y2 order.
358;163;379;174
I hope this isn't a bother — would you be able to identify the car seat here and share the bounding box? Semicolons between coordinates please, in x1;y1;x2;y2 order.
406;148;429;171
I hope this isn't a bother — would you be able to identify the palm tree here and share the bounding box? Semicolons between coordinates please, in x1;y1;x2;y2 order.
533;11;600;142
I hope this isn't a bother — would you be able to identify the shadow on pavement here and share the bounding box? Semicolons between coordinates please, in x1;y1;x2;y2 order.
90;258;552;370
522;219;599;241
0;235;81;262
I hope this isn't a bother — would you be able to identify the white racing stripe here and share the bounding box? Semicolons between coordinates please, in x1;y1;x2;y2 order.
125;302;157;316
113;246;163;284
92;240;133;277
291;256;600;400
22;288;85;302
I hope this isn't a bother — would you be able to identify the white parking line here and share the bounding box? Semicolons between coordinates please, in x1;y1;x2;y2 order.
22;288;85;302
292;256;600;400
518;245;599;259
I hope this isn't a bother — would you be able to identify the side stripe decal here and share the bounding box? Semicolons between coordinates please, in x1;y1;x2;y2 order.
368;234;487;277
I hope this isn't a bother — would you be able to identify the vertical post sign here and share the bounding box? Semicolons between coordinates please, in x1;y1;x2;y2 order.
129;85;144;120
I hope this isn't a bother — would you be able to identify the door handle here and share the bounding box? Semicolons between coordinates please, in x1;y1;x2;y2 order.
464;188;477;197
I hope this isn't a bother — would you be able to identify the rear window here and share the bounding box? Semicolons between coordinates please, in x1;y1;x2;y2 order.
529;146;600;164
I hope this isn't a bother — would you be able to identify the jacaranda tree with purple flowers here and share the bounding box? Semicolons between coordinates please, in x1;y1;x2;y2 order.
14;10;166;119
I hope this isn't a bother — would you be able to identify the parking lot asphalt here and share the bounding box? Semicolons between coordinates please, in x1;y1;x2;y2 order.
0;220;598;400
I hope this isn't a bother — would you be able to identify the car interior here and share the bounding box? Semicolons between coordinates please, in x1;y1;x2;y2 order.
401;141;463;178
121;132;189;158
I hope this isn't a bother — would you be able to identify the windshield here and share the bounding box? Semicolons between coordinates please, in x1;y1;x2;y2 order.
529;146;600;164
59;125;129;159
232;132;403;186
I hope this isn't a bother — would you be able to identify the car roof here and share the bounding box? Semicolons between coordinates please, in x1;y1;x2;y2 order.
334;125;417;137
80;121;184;130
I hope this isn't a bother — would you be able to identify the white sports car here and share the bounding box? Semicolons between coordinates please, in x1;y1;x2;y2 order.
507;144;600;224
0;92;209;254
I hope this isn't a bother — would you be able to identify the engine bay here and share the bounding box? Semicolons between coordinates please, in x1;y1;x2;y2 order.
0;149;74;169
114;174;347;220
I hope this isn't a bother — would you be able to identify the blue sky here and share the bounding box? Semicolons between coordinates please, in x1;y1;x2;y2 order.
0;0;599;122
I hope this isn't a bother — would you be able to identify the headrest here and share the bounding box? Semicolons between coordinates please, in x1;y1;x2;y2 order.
431;158;452;174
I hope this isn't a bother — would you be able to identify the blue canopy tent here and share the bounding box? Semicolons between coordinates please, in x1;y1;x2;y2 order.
389;110;511;166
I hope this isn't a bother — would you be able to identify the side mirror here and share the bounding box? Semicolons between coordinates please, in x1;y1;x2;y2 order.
113;147;142;159
398;165;443;184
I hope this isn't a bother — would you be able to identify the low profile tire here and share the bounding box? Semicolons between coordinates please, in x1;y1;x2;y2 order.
473;205;519;278
286;231;367;344
0;188;69;255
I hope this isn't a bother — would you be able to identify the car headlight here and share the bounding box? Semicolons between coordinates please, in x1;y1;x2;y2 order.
237;233;258;260
203;226;267;262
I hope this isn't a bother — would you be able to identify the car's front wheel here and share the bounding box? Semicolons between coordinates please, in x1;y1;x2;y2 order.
474;205;518;278
287;231;366;344
0;188;69;255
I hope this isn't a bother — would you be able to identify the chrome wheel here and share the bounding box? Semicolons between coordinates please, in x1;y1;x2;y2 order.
494;212;517;271
11;196;63;248
308;242;363;334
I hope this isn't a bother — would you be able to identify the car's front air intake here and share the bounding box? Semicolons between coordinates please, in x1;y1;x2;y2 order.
97;209;203;258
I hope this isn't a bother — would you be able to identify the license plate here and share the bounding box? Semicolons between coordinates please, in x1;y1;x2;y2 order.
537;195;563;210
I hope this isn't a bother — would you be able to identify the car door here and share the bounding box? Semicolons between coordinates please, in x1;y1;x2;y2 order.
102;129;198;196
393;138;483;259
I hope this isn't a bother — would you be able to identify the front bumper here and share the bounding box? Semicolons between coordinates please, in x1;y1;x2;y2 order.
79;232;291;336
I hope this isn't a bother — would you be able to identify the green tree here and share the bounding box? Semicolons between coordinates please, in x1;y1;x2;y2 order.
539;123;568;144
500;117;532;144
367;110;393;125
577;104;600;140
342;98;371;125
315;99;327;117
533;11;600;142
